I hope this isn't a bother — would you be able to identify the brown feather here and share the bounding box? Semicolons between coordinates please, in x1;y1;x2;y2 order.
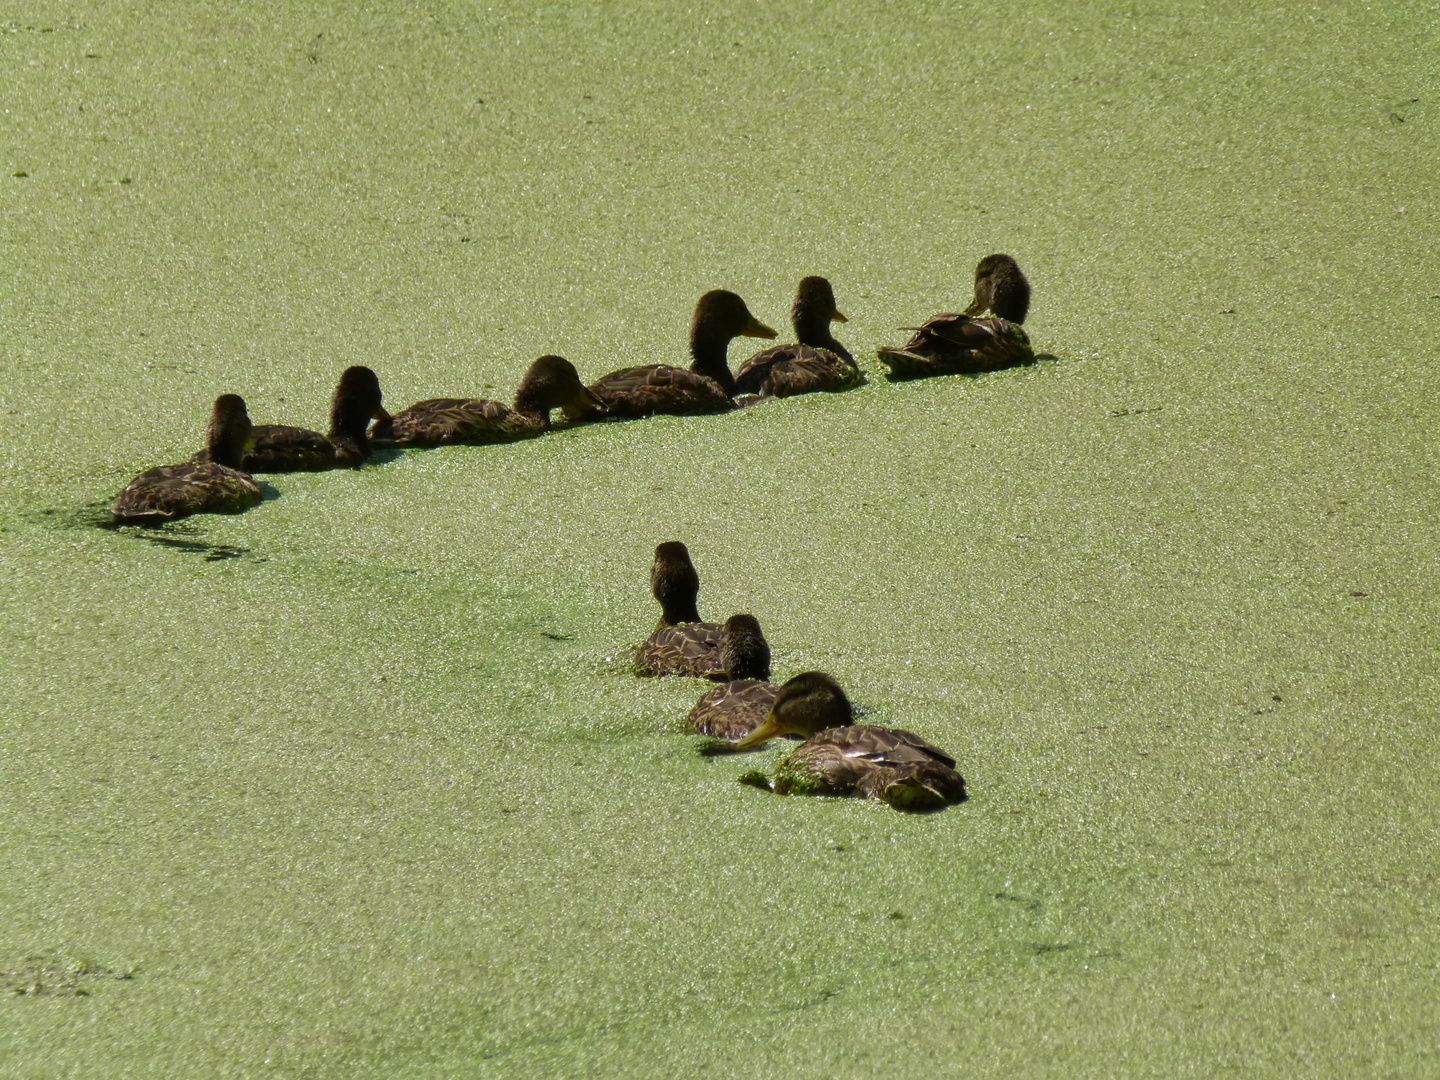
634;622;723;677
584;366;733;420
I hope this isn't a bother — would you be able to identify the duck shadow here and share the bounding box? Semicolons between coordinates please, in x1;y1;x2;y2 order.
881;353;1059;384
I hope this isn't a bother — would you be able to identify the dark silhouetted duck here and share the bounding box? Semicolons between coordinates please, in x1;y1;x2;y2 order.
573;291;777;420
634;541;725;677
112;394;263;524
733;276;864;400
733;672;967;810
876;254;1034;379
371;355;603;446
241;366;388;472
687;615;782;740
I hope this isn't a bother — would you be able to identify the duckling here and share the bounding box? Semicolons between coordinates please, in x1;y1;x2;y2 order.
733;276;864;399
733;672;967;810
875;254;1034;380
112;394;263;524
573;291;777;420
371;355;603;446
634;541;724;677
687;615;782;739
241;366;388;472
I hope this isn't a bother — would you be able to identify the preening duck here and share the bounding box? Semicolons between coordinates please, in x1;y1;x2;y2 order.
634;541;725;677
876;254;1035;379
242;366;388;472
112;394;263;524
733;276;864;399
575;291;777;420
371;355;603;446
734;672;967;810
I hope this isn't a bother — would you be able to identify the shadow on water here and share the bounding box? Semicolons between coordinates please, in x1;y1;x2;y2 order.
880;352;1060;383
5;502;261;563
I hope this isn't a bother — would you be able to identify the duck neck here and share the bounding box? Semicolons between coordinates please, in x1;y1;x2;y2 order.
329;401;373;455
659;595;702;627
689;333;737;397
512;384;554;425
794;315;850;362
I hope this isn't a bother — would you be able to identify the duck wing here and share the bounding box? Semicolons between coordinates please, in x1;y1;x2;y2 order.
774;724;966;808
587;366;733;419
242;424;345;472
635;621;723;677
687;679;780;739
876;315;1033;379
376;398;538;446
112;460;262;523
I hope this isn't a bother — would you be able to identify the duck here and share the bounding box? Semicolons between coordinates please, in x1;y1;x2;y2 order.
732;672;967;810
112;394;263;524
633;541;724;677
732;276;864;400
370;355;604;446
687;615;783;739
875;253;1035;380
571;291;777;420
241;366;388;472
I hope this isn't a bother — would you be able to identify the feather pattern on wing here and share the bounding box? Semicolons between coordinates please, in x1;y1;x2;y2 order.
377;397;544;446
585;366;734;419
112;460;262;523
635;622;723;677
875;315;1034;380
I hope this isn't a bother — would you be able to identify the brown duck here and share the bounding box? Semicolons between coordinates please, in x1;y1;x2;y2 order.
734;672;967;810
371;355;603;446
241;366;388;472
876;254;1035;379
687;615;782;739
633;541;724;677
733;276;864;400
112;394;263;524
573;291;777;420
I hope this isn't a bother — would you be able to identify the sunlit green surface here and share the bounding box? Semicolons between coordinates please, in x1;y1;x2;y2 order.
2;3;1438;1075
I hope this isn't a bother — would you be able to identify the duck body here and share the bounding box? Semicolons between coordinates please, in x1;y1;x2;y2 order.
586;366;734;420
635;621;724;677
733;344;862;399
243;424;365;471
242;366;386;472
734;277;863;400
373;355;602;446
112;394;262;524
689;679;780;738
374;396;544;446
112;460;261;524
572;291;777;420
773;724;967;809
875;315;1033;380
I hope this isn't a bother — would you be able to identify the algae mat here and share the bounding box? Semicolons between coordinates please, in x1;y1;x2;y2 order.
2;2;1438;1076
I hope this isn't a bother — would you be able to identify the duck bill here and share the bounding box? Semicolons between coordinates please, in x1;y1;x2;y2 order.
569;385;606;414
832;309;848;323
734;716;784;749
744;316;779;340
371;406;393;424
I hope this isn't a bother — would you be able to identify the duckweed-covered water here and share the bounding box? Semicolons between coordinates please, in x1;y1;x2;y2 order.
3;3;1438;1076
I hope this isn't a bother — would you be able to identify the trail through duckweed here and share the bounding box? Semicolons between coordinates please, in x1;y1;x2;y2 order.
2;2;1438;1077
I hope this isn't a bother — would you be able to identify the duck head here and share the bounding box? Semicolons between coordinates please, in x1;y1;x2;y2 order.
714;614;771;681
329;365;386;451
204;394;253;470
790;276;848;349
515;355;605;423
964;254;1030;324
689;290;778;394
651;540;702;626
734;671;853;748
